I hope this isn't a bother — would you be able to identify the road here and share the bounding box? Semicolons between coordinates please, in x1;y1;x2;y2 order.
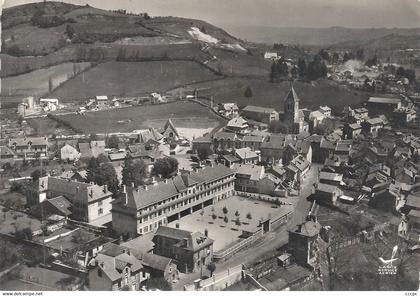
172;164;320;290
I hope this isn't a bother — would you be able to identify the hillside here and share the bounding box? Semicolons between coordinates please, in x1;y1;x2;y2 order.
225;25;420;48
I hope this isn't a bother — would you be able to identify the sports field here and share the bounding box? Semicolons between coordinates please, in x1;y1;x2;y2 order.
55;101;225;135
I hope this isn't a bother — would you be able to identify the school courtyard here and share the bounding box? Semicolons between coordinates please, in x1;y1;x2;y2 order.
168;195;293;252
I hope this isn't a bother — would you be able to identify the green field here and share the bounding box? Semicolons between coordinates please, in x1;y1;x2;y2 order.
171;78;367;113
50;61;220;101
2;62;91;98
55;101;225;134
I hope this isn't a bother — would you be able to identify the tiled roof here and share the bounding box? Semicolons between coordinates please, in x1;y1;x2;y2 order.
317;183;340;194
46;196;72;216
406;194;420;209
292;220;320;237
235;147;258;160
243;105;277;114
122;165;234;209
213;132;237;141
9;137;48;147
261;135;286;150
368;97;400;104
142;253;172;271
233;163;264;181
284;86;300;103
319;172;343;182
227;117;248;128
38;176;112;203
241;135;264;143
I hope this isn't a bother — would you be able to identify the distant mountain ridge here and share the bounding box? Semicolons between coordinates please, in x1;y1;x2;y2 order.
223;25;420;48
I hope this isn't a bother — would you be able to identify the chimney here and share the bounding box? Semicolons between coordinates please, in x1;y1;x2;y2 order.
122;185;127;193
103;184;108;193
164;179;168;184
143;185;148;191
131;182;135;188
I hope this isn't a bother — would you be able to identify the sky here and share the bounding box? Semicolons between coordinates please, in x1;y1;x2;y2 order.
3;0;420;28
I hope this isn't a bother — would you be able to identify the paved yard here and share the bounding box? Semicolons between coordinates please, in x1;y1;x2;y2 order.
168;195;293;252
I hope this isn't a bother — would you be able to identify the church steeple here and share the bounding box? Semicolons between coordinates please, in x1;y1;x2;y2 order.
284;84;300;122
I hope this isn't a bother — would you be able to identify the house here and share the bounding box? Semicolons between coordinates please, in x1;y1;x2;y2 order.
212;132;237;152
362;117;384;136
369;183;401;213
31;176;113;224
260;135;286;164
238;135;265;151
285;155;311;183
9;137;49;159
343;123;362;140
242;105;279;123
392;107;417;126
39;98;59;112
78;141;106;159
319;172;344;186
192;135;213;155
258;173;283;196
141;253;179;283
334;140;352;163
405;192;420;212
283;139;312;164
315;183;342;205
218;103;239;118
234;147;259;164
59;170;88;183
264;52;279;60
319;106;332;117
111;165;235;237
407;209;420;229
309;110;326;129
220;154;240;168
0;146;17;160
367;97;401;115
152;226;214;273
225;117;248;133
288;215;321;268
30;195;72;220
95;96;109;107
162;119;180;141
130;128;163;145
233;163;265;193
60;143;81;162
89;248;149;291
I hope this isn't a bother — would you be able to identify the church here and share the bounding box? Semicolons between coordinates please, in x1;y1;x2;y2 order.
281;85;309;134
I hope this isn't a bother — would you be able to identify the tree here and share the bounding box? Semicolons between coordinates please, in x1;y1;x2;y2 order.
146;277;172;291
332;52;340;64
31;168;46;182
307;55;328;81
356;48;364;60
365;55;378;67
122;154;146;187
223;216;229;223
212;213;217;220
107;135;120;149
235;210;240;217
222;206;228;215
244;86;253;98
235;217;241;226
268;120;292;134
96;153;109;164
318;49;330;62
99;163;119;194
207;262;216;277
297;58;307;78
246;212;252;220
66;24;75;39
86;157;100;184
48;76;53;93
152;157;179;178
197;146;212;161
15;227;33;241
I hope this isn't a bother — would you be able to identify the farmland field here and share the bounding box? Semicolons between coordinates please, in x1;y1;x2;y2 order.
1;62;91;98
50;61;220;101
55;101;225;134
170;77;368;113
